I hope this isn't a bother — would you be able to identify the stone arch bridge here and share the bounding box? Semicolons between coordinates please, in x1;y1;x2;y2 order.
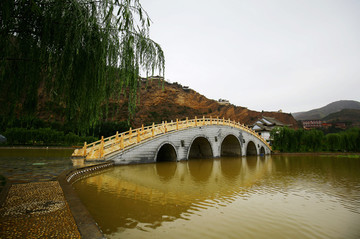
72;117;272;164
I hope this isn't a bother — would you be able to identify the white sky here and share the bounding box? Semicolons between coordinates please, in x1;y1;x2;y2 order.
141;0;360;113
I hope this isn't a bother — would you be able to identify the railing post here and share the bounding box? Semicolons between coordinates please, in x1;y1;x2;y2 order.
100;136;104;158
120;134;124;149
195;116;197;126
83;142;87;157
210;116;212;125
176;119;179;130
129;127;132;140
115;131;119;141
165;121;168;133
223;117;225;125
141;124;144;135
228;118;231;126
217;117;219;125
186;117;189;127
152;123;155;137
137;129;140;143
202;116;205;126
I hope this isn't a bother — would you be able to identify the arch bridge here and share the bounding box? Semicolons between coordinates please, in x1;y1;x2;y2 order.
72;116;272;164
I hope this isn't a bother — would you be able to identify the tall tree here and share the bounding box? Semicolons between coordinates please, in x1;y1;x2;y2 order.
0;0;164;133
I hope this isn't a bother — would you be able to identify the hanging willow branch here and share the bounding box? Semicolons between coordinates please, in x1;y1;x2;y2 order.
0;0;164;133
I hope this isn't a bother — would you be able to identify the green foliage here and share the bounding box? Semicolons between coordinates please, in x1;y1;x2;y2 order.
93;121;130;138
0;0;164;134
271;127;360;152
325;133;341;151
3;127;97;146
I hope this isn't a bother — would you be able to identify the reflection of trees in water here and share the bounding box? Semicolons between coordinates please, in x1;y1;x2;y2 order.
155;161;177;181
188;159;213;181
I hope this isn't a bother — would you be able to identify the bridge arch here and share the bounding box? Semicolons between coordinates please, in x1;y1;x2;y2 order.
259;146;265;156
220;134;242;157
155;142;177;162
246;141;257;156
188;136;213;159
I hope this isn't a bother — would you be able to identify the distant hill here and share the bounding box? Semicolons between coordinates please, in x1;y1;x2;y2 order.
322;109;360;124
292;100;360;121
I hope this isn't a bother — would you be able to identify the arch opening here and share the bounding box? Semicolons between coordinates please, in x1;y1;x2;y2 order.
188;137;213;159
156;143;177;162
221;135;242;157
260;146;265;156
246;141;257;156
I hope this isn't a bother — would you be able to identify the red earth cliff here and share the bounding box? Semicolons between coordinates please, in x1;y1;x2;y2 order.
104;79;299;129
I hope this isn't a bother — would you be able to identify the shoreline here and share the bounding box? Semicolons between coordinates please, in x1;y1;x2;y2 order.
272;152;360;156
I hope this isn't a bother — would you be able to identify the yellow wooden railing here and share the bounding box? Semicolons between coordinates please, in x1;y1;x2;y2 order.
72;116;271;160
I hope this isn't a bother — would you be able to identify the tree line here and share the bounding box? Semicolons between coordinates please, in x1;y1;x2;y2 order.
271;127;360;152
1;116;131;146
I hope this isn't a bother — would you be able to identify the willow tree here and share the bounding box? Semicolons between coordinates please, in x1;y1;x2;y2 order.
0;0;164;133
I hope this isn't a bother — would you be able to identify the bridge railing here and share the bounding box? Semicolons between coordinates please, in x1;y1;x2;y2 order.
72;116;271;160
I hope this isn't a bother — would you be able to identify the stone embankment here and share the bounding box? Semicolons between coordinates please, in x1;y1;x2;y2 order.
0;161;113;238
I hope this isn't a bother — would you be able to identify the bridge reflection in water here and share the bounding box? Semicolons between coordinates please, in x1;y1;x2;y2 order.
73;155;360;239
73;156;272;234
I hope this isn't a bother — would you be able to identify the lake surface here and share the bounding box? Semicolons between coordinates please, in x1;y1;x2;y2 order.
0;148;74;184
73;155;360;239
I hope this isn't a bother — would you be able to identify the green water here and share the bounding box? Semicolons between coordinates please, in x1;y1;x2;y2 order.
73;155;360;239
0;148;74;184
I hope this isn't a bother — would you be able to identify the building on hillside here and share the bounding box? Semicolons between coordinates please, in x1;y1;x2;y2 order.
139;75;164;82
252;116;290;144
218;98;230;105
182;86;190;91
335;122;346;129
149;75;164;80
322;122;332;128
302;120;322;129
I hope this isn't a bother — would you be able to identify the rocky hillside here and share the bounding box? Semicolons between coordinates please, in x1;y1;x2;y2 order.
105;79;298;129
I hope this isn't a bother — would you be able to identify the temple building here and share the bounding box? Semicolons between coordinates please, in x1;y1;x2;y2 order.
252;116;290;144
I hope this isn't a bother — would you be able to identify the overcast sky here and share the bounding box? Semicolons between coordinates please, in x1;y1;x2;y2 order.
141;0;360;113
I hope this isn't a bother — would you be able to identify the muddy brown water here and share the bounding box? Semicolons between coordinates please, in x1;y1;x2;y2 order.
73;155;360;239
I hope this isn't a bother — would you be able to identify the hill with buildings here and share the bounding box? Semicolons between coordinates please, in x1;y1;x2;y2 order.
292;100;360;121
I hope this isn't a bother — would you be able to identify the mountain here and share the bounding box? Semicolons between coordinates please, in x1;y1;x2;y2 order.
47;79;297;129
292;100;360;121
322;109;360;124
